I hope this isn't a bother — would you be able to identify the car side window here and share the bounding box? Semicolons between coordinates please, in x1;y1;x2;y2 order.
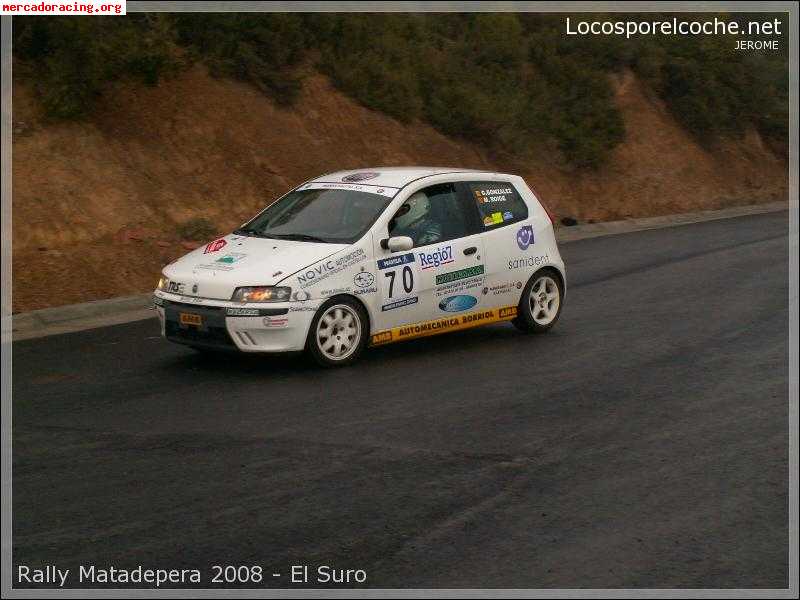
388;183;472;247
467;181;529;229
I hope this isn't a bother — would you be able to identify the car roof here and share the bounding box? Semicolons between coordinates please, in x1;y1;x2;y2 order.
309;167;509;189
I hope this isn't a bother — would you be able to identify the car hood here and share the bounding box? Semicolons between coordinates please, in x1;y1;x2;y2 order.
162;234;347;300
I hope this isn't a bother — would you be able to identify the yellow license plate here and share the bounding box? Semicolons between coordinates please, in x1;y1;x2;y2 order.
179;312;202;326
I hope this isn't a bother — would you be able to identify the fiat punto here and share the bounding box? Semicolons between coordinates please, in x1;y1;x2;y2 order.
154;167;566;366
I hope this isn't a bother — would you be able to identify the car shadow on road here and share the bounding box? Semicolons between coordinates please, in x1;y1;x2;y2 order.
152;322;561;381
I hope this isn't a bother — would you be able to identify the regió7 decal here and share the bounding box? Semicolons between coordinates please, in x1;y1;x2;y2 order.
370;305;519;346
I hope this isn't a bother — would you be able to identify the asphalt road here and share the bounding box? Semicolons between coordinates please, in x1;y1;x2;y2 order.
12;211;790;589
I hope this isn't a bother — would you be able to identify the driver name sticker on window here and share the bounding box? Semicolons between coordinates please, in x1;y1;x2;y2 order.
470;182;528;227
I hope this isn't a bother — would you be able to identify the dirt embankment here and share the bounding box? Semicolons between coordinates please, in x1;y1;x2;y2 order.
12;66;787;312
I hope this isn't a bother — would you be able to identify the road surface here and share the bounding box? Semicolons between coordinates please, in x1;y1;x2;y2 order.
12;211;790;588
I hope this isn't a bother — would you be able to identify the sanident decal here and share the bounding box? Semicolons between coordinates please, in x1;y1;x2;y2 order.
370;305;518;346
508;253;549;271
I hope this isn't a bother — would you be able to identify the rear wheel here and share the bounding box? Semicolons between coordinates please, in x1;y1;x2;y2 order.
306;298;368;367
513;269;563;333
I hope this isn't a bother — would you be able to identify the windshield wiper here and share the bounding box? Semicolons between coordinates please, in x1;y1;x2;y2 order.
233;228;274;239
270;233;330;243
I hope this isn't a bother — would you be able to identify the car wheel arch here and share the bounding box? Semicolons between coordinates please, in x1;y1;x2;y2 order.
317;293;373;336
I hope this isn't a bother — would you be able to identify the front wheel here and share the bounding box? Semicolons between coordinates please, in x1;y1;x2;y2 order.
513;269;563;333
306;298;368;367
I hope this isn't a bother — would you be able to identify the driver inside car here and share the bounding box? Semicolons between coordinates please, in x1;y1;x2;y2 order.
388;191;442;247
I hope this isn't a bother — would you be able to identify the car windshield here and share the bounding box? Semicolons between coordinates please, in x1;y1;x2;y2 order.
236;187;392;244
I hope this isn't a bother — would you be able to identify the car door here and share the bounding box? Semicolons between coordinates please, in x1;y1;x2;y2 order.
375;182;486;330
462;179;534;310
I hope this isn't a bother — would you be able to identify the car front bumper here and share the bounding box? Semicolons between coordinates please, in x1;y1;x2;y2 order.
153;292;319;353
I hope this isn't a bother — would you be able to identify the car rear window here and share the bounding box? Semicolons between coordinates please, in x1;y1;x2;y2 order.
467;182;528;229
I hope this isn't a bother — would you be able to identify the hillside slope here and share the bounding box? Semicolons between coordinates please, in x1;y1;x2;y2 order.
12;66;787;312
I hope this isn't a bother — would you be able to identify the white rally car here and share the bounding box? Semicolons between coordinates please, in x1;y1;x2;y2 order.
154;167;566;366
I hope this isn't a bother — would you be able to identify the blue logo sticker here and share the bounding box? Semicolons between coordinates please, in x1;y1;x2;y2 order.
516;225;534;250
438;295;478;313
377;253;415;270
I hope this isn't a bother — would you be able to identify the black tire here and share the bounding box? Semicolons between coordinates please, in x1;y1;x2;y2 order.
305;297;369;367
512;268;564;333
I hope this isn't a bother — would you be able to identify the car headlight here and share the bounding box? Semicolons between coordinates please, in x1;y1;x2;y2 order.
231;286;292;303
156;275;168;291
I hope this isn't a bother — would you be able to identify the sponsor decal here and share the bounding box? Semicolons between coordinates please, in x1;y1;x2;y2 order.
439;295;478;313
226;307;260;316
296;248;366;288
354;271;375;288
289;305;317;312
508;253;550;270
191;283;199;294
484;280;522;296
483;216;494;226
167;281;185;294
435;264;485;286
377;252;415;270
418;245;454;270
263;315;289;328
342;172;380;182
516;225;534;250
292;290;311;301
370;305;519;346
491;212;503;224
503;211;514;221
435;274;485;298
372;331;393;345
381;296;419;312
321;286;352;297
215;252;246;264
300;182;398;198
204;238;227;254
499;306;517;319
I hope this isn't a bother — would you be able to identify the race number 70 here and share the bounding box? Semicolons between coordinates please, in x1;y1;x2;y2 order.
384;265;414;298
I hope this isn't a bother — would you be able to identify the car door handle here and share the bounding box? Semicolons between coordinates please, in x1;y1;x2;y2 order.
463;246;477;256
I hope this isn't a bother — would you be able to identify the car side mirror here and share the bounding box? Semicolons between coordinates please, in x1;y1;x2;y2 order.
383;236;414;252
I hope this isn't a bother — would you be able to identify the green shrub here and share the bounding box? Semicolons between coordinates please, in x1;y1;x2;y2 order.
172;13;308;105
13;15;180;119
176;217;217;241
13;12;788;166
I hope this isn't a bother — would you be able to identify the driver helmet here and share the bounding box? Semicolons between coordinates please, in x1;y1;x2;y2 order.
394;191;430;229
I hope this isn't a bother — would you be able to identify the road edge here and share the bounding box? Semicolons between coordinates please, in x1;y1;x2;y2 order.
10;201;789;342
